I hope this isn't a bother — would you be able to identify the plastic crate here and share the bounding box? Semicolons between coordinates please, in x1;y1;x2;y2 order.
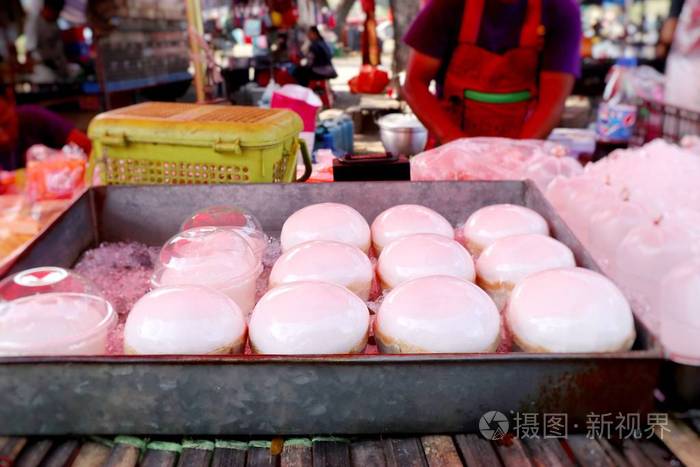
632;99;700;146
88;102;311;185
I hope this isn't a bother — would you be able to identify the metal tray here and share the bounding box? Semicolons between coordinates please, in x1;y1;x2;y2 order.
1;181;661;435
660;362;700;410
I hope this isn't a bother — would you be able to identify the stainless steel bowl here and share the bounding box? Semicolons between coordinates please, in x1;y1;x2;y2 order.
377;114;428;156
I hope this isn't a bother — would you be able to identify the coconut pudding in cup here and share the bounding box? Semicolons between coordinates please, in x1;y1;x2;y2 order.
152;226;262;315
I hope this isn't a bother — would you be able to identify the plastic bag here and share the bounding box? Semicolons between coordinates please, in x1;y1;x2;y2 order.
681;135;700;154
258;79;281;108
544;140;700;332
627;65;665;103
25;144;86;201
523;153;584;191
657;259;700;364
603;62;665;105
410;137;578;191
271;84;322;132
666;51;700;112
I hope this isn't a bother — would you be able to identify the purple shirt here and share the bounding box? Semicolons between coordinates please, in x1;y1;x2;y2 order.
404;0;582;89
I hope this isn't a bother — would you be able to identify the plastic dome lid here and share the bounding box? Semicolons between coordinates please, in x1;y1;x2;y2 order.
181;205;263;232
181;206;267;259
0;267;101;302
152;227;261;289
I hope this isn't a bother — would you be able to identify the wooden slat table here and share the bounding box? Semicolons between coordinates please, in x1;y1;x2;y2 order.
0;427;694;467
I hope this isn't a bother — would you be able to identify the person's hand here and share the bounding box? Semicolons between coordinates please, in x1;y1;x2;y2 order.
404;50;468;146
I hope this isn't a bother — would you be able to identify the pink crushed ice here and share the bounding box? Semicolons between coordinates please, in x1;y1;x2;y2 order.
74;242;160;354
367;255;382;303
255;236;282;305
262;236;282;268
256;268;272;303
365;314;379;354
497;321;514;353
366;296;383;315
107;322;126;355
74;242;160;317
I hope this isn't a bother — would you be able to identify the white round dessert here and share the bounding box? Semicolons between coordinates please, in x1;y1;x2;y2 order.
371;204;454;254
476;234;576;310
462;204;549;256
249;281;370;354
124;286;247;355
506;268;635;353
375;276;501;353
377;234;475;290
280;203;371;253
269;240;374;300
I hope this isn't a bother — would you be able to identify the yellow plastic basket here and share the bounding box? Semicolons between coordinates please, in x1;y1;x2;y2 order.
87;102;312;185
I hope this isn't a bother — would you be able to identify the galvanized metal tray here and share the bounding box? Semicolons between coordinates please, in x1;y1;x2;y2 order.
1;181;661;435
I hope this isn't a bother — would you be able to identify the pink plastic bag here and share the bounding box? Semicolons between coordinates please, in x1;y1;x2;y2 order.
410;137;579;191
271;84;322;132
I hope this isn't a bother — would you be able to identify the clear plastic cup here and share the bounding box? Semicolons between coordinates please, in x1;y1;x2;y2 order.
152;227;262;315
0;292;116;356
180;206;267;261
0;267;101;302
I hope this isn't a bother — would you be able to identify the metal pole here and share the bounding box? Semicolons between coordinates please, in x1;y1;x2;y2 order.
186;0;206;103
